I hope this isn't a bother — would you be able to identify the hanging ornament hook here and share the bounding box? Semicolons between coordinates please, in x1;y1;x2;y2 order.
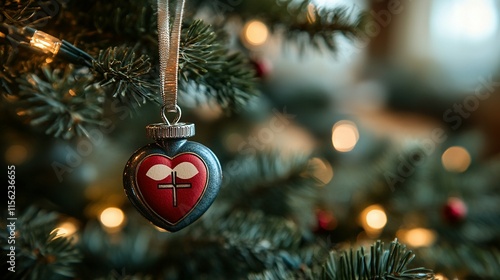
161;104;182;125
158;0;186;124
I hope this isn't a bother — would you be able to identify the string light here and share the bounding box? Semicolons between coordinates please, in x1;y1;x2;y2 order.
397;228;437;248
242;20;269;47
0;23;94;67
332;120;359;152
441;146;471;173
30;30;62;55
360;205;387;236
99;207;125;230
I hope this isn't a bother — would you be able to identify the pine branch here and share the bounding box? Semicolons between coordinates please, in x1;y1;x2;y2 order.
77;1;260;112
88;0;157;37
192;0;365;54
179;20;258;112
285;5;366;54
92;20;258;112
15;64;105;139
98;272;154;280
92;46;158;107
318;240;434;280
0;207;81;279
162;211;312;279
247;262;296;280
220;150;320;230
0;0;48;26
417;244;500;279
0;45;15;94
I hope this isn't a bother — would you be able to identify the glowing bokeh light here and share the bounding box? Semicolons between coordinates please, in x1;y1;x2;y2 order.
360;205;387;232
431;0;498;42
366;209;387;230
5;144;28;165
434;273;448;280
99;207;125;229
307;4;317;24
398;228;437;248
441;146;471;173
242;20;269;47
332;120;359;152
309;157;334;185
55;221;78;237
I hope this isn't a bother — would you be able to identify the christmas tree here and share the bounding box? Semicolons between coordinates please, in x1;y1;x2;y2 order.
1;0;500;279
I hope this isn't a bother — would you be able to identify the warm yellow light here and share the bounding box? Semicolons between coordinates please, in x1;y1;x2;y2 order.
398;228;437;248
441;146;471;173
307;4;317;24
360;205;387;237
55;221;78;237
30;30;61;55
99;207;125;229
332;121;359;152
5;144;28;165
434;273;448;280
308;157;334;185
242;20;269;47
366;209;387;230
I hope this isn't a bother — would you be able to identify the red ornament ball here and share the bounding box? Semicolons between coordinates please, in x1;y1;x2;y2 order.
316;209;337;231
251;58;272;79
442;197;467;224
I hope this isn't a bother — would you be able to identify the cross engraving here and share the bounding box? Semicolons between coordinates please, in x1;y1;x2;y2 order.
158;171;192;207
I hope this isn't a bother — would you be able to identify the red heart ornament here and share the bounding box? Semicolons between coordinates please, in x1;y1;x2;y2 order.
136;153;208;225
124;138;222;232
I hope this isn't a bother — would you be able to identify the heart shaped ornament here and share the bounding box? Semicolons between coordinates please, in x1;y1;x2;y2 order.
123;122;222;232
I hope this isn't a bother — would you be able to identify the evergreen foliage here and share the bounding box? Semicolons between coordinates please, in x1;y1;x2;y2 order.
0;0;498;279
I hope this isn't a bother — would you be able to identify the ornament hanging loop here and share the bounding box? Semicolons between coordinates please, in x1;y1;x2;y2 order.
161;104;182;125
158;0;185;114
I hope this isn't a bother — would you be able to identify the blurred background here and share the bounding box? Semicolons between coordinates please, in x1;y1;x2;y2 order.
1;0;500;279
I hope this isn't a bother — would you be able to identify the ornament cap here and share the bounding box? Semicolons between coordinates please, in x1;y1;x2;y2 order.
146;123;195;139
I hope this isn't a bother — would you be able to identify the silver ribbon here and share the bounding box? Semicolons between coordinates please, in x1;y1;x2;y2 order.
158;0;185;116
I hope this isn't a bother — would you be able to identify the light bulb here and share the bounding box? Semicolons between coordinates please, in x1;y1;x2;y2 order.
30;30;62;55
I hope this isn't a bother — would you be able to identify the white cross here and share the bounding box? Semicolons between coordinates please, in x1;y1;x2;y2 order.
158;171;191;207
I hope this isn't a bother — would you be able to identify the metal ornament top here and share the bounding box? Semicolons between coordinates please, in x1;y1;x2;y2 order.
146;122;195;139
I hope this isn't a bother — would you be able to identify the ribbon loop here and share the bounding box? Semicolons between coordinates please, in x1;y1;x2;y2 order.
158;0;186;114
